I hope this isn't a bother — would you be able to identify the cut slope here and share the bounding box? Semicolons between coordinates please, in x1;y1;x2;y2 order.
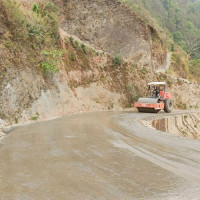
152;112;200;139
61;0;167;70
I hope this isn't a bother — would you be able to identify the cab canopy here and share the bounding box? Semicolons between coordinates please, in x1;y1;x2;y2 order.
148;82;166;86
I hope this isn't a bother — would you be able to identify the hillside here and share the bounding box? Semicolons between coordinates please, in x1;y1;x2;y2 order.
0;0;200;125
121;0;200;56
120;0;200;79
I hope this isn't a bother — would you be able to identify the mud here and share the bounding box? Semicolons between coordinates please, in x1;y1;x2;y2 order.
0;111;200;199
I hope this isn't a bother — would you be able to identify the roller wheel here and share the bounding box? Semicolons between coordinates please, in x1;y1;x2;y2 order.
164;98;173;113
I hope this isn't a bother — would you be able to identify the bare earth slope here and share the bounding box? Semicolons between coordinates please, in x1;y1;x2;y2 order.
61;0;167;69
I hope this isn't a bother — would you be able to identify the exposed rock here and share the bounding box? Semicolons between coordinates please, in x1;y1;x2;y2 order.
61;0;167;69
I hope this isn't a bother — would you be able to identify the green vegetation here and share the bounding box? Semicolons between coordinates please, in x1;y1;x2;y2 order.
189;59;200;79
0;0;61;75
184;115;188;119
171;44;175;52
81;43;87;53
112;55;123;66
31;112;39;121
65;38;69;45
69;36;74;42
41;50;63;73
74;40;79;49
1;0;59;47
173;32;183;44
32;3;40;16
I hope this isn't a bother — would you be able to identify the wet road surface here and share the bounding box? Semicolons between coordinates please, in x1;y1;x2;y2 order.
0;111;200;200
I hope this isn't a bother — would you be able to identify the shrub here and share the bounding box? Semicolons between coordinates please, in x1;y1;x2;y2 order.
31;116;38;120
112;55;123;66
69;36;74;42
74;40;79;48
31;112;39;120
41;50;63;73
40;2;59;40
81;43;87;53
31;2;59;44
32;3;40;15
27;24;45;48
171;44;175;52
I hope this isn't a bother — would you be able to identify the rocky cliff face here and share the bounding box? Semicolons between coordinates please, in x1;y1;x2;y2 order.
61;0;167;70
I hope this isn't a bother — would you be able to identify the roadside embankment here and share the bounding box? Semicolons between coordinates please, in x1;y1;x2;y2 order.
0;119;7;139
150;112;200;139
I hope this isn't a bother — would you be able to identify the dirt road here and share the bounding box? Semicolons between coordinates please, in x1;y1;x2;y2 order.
0;111;200;199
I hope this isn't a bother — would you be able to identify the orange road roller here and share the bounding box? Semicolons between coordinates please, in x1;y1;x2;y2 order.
134;82;173;113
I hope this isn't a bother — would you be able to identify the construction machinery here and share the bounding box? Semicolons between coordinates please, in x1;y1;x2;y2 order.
134;82;173;113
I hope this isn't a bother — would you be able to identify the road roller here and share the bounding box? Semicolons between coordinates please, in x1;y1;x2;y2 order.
134;82;173;113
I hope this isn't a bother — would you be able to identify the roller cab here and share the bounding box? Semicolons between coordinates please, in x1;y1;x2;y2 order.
134;82;173;113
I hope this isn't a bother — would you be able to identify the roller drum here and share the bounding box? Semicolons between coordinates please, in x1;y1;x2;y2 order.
137;98;159;104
